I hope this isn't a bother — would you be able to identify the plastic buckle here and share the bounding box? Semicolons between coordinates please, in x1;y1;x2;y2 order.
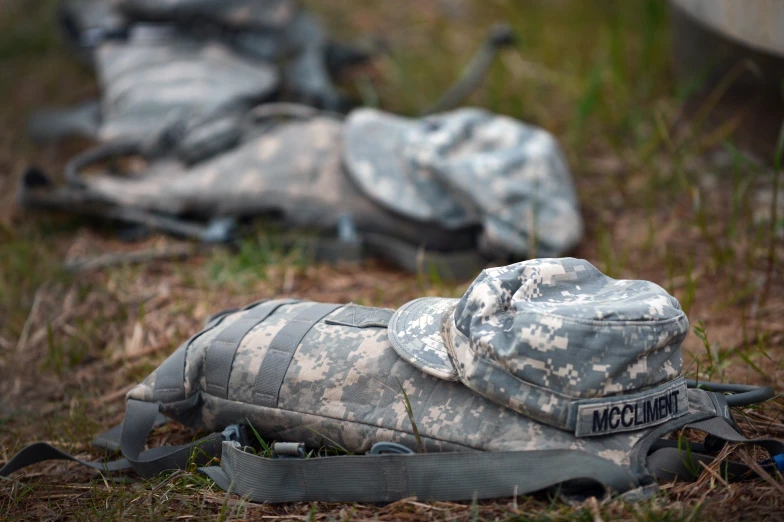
202;217;236;243
221;424;248;447
368;442;415;455
337;214;360;244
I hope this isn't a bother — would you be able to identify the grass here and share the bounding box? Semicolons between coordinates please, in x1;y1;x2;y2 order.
0;0;783;520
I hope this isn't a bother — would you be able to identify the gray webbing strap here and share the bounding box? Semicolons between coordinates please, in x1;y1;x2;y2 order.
92;413;168;453
27;101;101;143
153;343;189;403
152;306;242;405
117;400;220;478
205;299;299;399
65;138;143;187
0;443;133;476
0;400;221;479
420;24;515;116
252;303;343;407
199;442;640;503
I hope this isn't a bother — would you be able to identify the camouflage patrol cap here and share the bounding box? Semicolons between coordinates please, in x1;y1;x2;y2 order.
389;258;691;437
343;108;583;257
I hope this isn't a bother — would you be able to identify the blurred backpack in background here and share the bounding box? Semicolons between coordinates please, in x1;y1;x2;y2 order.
28;0;370;143
19;103;583;279
20;2;576;279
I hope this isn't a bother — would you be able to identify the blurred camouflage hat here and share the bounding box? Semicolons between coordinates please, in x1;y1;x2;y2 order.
343;108;583;257
388;258;691;437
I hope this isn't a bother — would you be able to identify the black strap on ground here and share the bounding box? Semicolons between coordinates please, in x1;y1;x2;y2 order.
647;447;780;483
645;415;784;483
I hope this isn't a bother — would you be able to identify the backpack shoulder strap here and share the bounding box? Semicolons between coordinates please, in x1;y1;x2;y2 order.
200;441;642;503
0;399;221;479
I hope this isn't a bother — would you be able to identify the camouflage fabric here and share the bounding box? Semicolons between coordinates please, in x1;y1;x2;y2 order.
343;108;583;258
111;0;342;108
95;32;278;141
33;0;358;143
20;106;581;268
129;299;676;469
66;109;475;249
111;257;784;499
0;279;779;499
388;258;690;436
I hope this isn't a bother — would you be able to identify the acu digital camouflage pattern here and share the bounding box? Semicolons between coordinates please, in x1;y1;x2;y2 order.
95;32;278;141
389;258;690;433
129;298;699;471
22;105;583;263
67;109;473;249
33;0;353;142
110;0;343;110
343;108;583;258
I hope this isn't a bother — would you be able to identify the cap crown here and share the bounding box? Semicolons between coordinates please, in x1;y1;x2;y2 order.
448;258;689;431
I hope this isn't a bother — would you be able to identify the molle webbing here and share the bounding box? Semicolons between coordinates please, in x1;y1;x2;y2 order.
253;303;343;407
205;299;299;399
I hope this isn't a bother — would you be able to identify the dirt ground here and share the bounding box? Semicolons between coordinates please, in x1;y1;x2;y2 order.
1;1;783;520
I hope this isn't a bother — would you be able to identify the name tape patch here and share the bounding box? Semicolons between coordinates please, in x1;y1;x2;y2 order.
575;381;689;437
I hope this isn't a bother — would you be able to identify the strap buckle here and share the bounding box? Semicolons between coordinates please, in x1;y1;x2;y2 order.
221;424;248;447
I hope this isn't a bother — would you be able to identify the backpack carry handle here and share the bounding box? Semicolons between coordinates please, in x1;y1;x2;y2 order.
65;138;144;187
420;23;516;116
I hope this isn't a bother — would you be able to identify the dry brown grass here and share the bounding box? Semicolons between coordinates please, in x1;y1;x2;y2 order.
1;0;783;520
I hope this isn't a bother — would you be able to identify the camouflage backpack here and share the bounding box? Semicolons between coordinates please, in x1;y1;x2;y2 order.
31;0;514;143
28;0;369;143
19;104;583;279
3;258;782;502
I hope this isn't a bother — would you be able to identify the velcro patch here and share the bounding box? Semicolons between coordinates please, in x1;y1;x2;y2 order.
324;303;393;328
574;380;689;437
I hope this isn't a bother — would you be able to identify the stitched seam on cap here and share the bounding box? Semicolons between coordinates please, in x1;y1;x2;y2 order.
465;272;685;327
507;309;688;327
451;319;682;402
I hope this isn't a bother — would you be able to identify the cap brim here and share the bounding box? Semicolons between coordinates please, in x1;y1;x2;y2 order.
343;109;441;222
388;297;460;381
